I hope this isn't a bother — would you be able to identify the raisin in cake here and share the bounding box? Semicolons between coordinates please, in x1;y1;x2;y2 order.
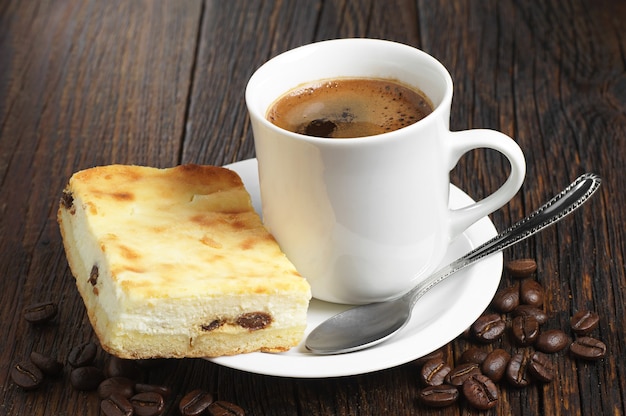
58;164;311;358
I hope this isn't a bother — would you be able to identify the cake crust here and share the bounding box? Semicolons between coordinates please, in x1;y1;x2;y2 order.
58;164;311;358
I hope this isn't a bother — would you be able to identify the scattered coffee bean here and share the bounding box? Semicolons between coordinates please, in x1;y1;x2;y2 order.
104;355;141;379
471;313;506;343
130;391;165;416
520;279;544;306
535;329;570;353
23;301;58;324
506;258;537;278
512;305;548;324
101;392;134;416
445;362;481;387
11;360;44;390
481;349;511;382
135;383;172;399
179;389;214;416
570;336;607;360
413;258;607;412
462;374;498;410
420;358;451;387
459;347;488;364
492;283;520;312
570;310;600;335
506;352;532;388
418;384;459;408
528;351;554;382
98;377;135;399
67;341;98;367
511;315;540;346
70;366;104;391
30;351;63;376
207;400;246;416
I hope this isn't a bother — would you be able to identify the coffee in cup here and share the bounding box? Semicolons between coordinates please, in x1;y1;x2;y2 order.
266;78;433;138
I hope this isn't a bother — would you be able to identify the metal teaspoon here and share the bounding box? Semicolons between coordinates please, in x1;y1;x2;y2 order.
305;173;601;355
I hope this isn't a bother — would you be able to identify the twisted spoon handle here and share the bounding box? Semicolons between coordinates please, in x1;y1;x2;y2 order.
405;173;602;308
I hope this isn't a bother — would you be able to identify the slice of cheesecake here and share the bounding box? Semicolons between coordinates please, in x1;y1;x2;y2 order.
58;164;311;358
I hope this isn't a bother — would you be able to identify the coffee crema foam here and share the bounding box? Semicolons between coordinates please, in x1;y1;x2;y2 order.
266;78;434;138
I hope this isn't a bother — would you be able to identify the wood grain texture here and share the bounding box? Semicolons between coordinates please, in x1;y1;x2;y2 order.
1;0;625;414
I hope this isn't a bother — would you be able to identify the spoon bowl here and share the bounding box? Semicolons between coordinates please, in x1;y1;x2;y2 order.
306;173;601;355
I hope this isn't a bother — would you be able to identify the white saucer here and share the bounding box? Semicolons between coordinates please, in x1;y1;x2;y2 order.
207;158;502;378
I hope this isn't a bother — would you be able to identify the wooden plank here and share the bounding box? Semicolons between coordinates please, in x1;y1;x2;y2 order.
182;0;422;166
181;0;323;166
314;0;420;42
0;1;201;415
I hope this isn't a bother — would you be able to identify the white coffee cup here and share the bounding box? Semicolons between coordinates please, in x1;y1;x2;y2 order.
246;39;525;304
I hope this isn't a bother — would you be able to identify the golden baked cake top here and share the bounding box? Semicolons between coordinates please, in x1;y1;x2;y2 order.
63;164;308;300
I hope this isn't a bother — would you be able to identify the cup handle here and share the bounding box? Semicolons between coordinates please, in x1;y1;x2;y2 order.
446;129;526;239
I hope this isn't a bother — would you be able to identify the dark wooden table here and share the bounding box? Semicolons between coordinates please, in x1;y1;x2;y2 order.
2;1;625;414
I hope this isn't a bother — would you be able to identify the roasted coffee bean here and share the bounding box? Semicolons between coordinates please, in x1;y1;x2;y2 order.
511;315;540;346
130;392;165;416
70;366;104;391
481;349;511;382
512;305;548;324
570;336;607;360
23;301;58;324
528;351;554;382
418;384;459;408
420;358;451;386
11;360;44;390
135;383;172;399
98;377;135;399
462;374;498;410
67;342;98;367
101;392;134;416
519;279;544;306
207;400;246;416
414;349;445;367
492;283;520;312
505;258;537;278
30;351;63;376
459;347;489;364
506;352;532;387
179;389;214;415
535;329;570;353
471;313;506;343
445;362;481;387
104;355;141;379
570;310;600;335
